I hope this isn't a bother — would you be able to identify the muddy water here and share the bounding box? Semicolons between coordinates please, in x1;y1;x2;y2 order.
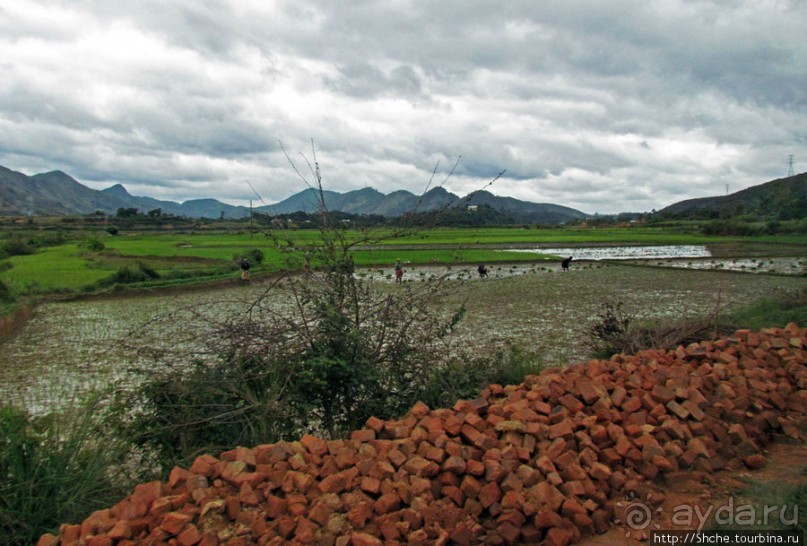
1;262;804;414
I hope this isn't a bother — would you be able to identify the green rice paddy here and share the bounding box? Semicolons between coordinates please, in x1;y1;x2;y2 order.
0;226;805;298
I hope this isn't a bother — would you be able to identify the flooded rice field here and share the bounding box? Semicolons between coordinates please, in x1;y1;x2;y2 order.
503;244;713;260
496;244;806;276
449;262;804;367
655;257;807;275
1;259;804;415
0;285;288;414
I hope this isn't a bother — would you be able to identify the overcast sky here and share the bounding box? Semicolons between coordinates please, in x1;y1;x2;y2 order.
1;1;804;214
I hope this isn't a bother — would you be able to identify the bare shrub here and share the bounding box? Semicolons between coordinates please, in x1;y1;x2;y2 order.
587;296;732;359
110;146;518;470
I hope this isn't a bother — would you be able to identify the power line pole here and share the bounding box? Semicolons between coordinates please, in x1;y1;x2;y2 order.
787;154;795;177
246;181;265;240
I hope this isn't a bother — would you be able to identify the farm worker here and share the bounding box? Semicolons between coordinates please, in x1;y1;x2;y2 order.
394;259;404;283
477;263;488;278
240;258;251;281
561;256;573;271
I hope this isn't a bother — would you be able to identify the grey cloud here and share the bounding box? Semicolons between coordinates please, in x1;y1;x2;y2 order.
322;62;424;99
0;0;804;213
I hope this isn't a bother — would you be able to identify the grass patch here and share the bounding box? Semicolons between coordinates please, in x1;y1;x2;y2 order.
0;245;111;293
419;343;546;409
103;233;276;259
708;479;805;534
721;287;807;330
0;397;137;546
99;227;796;254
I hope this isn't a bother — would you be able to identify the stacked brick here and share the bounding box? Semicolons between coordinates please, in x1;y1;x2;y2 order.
39;324;806;546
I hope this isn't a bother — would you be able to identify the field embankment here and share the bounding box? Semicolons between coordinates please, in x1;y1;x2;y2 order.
39;324;806;546
0;303;34;339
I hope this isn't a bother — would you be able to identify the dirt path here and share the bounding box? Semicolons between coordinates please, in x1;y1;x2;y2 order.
579;442;807;545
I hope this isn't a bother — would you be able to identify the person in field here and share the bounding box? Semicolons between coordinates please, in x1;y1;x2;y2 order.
240;257;251;281
477;263;488;278
394;259;404;283
561;256;573;271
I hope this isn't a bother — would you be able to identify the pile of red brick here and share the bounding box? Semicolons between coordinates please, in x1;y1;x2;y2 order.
39;325;806;546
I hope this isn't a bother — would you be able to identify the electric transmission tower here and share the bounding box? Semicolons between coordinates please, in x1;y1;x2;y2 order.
787;154;795;177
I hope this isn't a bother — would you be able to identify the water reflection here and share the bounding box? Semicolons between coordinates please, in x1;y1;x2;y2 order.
503;245;712;260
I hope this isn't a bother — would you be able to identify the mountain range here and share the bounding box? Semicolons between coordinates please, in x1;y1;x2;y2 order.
0;165;588;224
1;164;802;223
0;166;252;220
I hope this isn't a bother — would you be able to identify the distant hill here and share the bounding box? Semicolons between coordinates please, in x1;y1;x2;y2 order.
659;173;807;220
259;186;588;224
463;190;588;224
99;183;251;219
256;187;342;215
375;190;419;217
0;164;589;223
0;166;129;216
0;166;249;219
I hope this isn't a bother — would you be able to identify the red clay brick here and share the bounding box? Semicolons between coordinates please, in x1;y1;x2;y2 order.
176;524;201;546
743;454;766;469
442;455;467;474
622;396;643;414
107;520;132;540
535;509;564;529
374;492;402;515
558;394;584;413
544;526;574;546
160;511;191;535
588;462;612;481
478;482;502;509
529;482;565;512
682;399;706;420
442;485;464;506
350;532;382;546
347;501;374;527
667;400;690;419
361;417;383;435
548;418;575;439
351;428;376;442
449;523;475;545
36;535;59;546
402;456;437;477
